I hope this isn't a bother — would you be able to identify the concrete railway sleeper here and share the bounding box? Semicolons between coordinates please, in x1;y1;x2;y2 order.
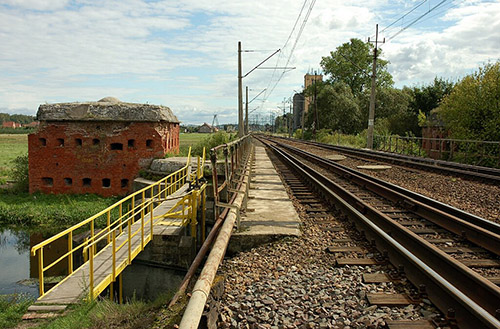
269;136;500;183
256;136;500;329
274;138;500;237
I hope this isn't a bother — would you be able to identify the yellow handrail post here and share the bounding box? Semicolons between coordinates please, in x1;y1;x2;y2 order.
197;156;201;179
89;244;94;300
150;203;154;241
131;198;135;223
190;190;198;243
90;220;94;242
201;188;206;243
119;203;123;233
112;230;116;281
141;211;145;251
68;231;73;275
83;238;88;262
38;249;44;296
141;191;145;220
128;217;132;264
107;210;111;243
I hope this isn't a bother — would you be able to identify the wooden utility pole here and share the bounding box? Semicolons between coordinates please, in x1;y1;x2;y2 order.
238;41;243;137
367;24;384;149
245;86;249;134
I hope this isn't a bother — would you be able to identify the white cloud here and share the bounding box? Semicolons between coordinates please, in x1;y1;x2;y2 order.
0;0;69;11
0;0;499;124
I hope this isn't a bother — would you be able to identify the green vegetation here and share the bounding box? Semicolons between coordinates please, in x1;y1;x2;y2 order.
435;62;500;141
0;134;28;184
31;294;173;329
171;131;236;157
0;113;35;125
0;127;37;134
0;191;120;228
0;294;33;329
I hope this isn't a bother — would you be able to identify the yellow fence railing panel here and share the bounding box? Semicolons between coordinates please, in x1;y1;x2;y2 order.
31;147;209;302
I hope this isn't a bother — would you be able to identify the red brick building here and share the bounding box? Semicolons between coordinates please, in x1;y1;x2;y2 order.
28;97;180;196
2;121;21;128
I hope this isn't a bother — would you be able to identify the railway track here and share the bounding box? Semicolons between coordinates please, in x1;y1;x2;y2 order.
256;135;500;329
270;135;500;183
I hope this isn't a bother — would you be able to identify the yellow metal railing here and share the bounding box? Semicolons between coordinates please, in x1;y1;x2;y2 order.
31;147;207;301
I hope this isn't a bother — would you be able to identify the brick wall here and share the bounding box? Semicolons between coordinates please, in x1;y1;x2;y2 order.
28;121;179;196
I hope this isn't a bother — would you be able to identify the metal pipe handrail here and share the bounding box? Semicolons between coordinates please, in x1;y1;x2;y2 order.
31;147;209;298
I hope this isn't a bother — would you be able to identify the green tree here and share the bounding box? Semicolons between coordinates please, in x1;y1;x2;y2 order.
320;38;393;96
305;82;362;134
405;77;454;131
435;62;500;141
358;87;414;135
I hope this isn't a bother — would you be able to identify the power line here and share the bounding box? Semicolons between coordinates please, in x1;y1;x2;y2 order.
259;0;316;111
386;0;450;42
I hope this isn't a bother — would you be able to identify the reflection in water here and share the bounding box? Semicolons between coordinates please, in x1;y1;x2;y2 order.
1;227;87;298
0;229;38;297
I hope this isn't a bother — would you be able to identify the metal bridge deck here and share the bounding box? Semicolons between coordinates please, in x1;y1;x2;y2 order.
33;184;190;306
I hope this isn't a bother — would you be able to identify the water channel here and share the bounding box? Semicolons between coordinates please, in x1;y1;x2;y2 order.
0;229;39;297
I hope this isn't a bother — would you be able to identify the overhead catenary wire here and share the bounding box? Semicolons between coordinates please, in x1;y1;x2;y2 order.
385;0;450;42
259;0;317;112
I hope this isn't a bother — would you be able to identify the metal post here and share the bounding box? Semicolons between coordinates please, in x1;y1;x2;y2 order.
38;249;44;296
367;24;380;149
201;188;206;243
245;86;249;134
238;41;243;137
128;218;132;264
89;244;94;300
112;230;116;281
107;211;111;243
150;203;154;241
68;232;73;274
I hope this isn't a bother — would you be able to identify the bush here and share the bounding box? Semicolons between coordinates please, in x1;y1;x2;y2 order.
10;154;28;192
191;132;235;157
293;129;303;139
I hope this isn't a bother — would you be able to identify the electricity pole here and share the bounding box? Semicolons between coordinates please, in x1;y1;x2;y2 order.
237;42;281;137
245;86;249;134
238;41;243;137
367;24;384;149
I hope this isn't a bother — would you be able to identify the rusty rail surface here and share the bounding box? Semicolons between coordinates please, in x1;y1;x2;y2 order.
257;135;500;329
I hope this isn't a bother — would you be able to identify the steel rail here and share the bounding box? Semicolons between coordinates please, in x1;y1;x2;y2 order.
257;136;500;328
275;140;500;240
271;136;500;182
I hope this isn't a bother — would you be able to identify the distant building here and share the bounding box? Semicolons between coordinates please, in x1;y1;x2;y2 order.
199;123;218;133
28;97;180;196
292;93;304;130
24;121;39;128
2;121;21;128
303;73;323;126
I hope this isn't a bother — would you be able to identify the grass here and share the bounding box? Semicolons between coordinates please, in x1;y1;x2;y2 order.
33;293;173;329
0;294;34;329
0;191;120;229
179;133;207;148
0;134;27;183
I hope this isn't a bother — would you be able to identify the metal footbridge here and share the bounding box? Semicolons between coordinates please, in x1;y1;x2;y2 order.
30;148;206;307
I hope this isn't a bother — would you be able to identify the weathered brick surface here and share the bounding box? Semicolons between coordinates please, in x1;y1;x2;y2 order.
28;121;179;196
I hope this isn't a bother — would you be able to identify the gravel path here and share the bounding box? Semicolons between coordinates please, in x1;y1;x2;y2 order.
281;140;500;223
218;185;439;328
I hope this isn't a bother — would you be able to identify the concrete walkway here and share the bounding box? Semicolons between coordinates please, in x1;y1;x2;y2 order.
31;184;191;307
228;145;301;253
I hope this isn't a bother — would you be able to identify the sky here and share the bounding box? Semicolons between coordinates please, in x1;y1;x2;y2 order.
0;0;499;125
